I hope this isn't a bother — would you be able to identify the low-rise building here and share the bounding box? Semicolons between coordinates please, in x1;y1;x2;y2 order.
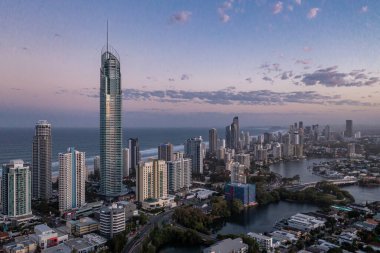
270;230;298;243
287;213;325;232
247;232;272;251
116;201;138;219
29;224;68;250
141;195;176;210
66;217;99;236
338;231;358;245
203;238;248;253
3;238;37;253
43;233;107;253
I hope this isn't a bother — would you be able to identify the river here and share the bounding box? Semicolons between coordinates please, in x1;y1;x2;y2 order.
160;158;380;253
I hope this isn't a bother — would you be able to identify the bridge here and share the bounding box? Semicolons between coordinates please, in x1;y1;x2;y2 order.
285;178;358;191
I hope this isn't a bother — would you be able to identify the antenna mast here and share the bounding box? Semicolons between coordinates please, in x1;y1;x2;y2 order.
106;20;109;52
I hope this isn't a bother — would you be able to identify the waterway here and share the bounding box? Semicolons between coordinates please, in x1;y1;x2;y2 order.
160;158;380;253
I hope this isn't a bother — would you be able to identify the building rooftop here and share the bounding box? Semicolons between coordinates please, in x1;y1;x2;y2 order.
65;238;93;250
203;238;248;253
43;244;71;253
34;224;54;235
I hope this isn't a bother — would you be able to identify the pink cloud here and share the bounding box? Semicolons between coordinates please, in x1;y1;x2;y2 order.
273;1;283;15
307;8;320;19
360;5;368;13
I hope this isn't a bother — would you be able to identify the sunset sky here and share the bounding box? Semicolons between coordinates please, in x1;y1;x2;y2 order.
1;0;380;127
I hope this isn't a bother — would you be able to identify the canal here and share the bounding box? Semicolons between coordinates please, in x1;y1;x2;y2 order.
160;158;380;253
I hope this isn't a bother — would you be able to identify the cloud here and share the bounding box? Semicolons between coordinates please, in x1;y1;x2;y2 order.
295;59;311;65
287;5;294;11
360;5;368;13
246;77;253;83
307;8;320;19
262;76;273;82
295;0;301;5
168;78;175;82
218;0;234;23
299;66;380;87
119;88;377;107
54;33;61;38
181;74;190;80
281;71;293;80
171;11;192;24
303;46;312;52
273;1;283;14
260;63;282;72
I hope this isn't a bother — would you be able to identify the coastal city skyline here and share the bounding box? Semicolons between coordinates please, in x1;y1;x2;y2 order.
1;0;380;127
1;1;380;253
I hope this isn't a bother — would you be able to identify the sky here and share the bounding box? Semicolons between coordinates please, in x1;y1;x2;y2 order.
1;0;380;127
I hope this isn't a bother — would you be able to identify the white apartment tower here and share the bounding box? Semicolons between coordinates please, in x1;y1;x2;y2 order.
167;152;192;194
137;160;168;202
58;148;86;213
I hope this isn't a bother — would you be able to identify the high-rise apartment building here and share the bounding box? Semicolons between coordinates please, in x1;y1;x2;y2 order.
94;156;100;175
184;137;204;174
129;138;140;174
136;160;168;202
2;160;32;217
167;152;192;194
208;128;218;155
235;153;250;169
58;148;86;213
123;148;130;178
32;120;52;200
345;120;353;138
158;143;173;162
99;42;123;198
230;162;247;184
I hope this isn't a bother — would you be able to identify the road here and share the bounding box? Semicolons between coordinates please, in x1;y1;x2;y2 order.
123;210;174;253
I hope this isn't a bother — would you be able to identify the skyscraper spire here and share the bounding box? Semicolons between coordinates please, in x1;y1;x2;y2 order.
106;20;109;53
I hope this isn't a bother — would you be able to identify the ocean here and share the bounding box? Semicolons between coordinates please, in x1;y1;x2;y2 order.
0;126;284;176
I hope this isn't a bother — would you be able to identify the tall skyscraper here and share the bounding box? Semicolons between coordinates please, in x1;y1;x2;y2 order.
158;143;173;162
100;35;123;198
123;148;130;178
208;128;218;155
129;138;140;174
58;148;86;213
2;160;32;217
184;137;204;174
32;120;52;200
226;117;240;150
345;120;353;138
167;152;192;194
94;156;100;175
136;160;167;202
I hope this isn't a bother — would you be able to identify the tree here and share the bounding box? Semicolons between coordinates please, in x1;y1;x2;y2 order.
230;199;244;215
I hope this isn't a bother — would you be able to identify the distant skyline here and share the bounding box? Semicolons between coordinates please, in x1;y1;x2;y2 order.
1;0;380;127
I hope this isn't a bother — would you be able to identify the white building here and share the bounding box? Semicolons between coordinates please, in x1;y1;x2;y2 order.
235;153;250;169
123;148;130;178
272;142;282;159
287;213;325;231
203;238;248;253
230;162;247;184
29;224;68;250
247;232;273;251
167;152;192;194
99;204;126;239
136;160;168;202
58;148;86;213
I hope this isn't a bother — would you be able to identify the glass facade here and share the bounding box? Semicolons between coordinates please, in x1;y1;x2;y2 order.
100;47;123;198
